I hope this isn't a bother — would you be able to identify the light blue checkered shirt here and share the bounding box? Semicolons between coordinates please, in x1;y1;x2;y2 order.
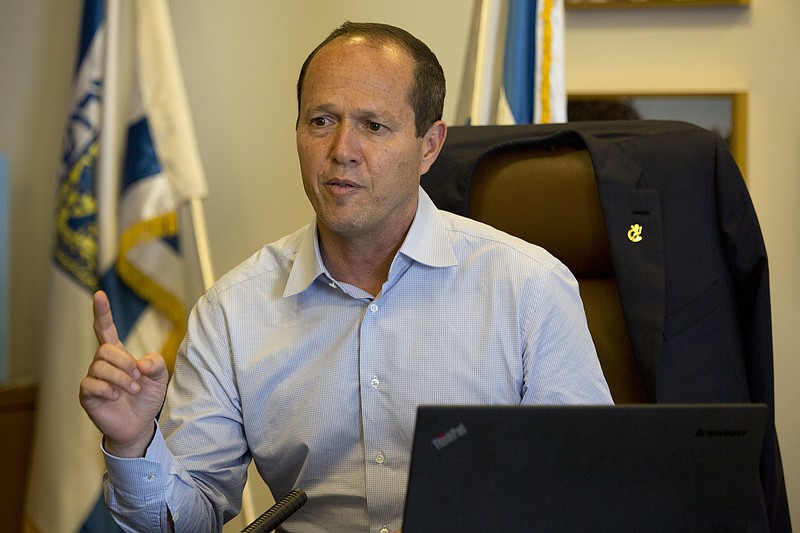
103;188;612;532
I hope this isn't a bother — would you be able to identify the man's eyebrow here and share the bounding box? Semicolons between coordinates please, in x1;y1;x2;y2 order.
353;108;401;125
303;103;400;125
305;103;339;115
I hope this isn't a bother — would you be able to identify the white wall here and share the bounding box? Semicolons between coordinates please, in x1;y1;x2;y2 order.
1;0;797;526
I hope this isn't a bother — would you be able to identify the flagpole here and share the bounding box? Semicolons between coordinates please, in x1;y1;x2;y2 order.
188;198;215;291
97;0;122;273
471;0;503;125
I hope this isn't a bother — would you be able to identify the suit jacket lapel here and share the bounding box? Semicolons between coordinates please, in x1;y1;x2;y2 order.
582;135;666;401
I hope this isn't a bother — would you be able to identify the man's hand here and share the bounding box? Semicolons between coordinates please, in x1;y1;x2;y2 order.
79;290;170;457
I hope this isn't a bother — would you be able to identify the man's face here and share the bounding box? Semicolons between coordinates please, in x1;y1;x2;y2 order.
296;37;441;246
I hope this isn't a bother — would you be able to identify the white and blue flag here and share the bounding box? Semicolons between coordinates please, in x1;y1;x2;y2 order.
24;1;209;531
457;0;566;125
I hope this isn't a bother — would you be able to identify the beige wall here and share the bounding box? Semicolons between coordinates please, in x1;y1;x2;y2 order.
1;0;797;525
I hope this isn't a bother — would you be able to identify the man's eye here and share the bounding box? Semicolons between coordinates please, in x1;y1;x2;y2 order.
311;117;329;127
366;121;384;132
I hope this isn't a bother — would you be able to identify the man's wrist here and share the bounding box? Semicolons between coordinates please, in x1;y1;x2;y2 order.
103;422;157;458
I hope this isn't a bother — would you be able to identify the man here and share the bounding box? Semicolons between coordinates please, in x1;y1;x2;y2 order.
80;22;612;532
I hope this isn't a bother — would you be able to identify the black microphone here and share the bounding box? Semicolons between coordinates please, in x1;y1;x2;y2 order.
240;488;308;533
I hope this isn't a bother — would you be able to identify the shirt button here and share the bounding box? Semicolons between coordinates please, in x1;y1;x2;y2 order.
369;302;378;313
145;473;157;481
370;376;380;389
172;512;180;522
375;453;385;465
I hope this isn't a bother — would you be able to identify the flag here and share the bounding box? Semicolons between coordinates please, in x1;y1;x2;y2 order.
24;0;210;531
456;0;566;125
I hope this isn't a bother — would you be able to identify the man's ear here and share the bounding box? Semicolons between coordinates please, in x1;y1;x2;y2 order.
419;121;447;175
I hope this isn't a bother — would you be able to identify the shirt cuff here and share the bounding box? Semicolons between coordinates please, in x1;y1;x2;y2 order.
102;422;172;497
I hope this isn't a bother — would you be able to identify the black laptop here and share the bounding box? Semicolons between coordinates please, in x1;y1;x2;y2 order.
402;404;766;532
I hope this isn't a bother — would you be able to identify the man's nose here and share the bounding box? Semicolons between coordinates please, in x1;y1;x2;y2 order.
330;122;361;165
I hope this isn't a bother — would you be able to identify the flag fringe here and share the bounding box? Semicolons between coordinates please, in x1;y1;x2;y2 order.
539;0;554;123
116;210;186;371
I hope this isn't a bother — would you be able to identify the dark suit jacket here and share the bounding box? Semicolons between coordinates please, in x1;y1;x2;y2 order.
421;120;791;532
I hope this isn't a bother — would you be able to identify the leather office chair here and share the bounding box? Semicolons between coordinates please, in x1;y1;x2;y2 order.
420;120;790;531
467;144;648;403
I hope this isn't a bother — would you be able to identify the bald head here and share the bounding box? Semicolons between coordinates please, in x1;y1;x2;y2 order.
296;21;446;137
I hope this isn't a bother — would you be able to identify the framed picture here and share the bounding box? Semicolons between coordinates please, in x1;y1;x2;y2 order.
567;92;747;176
566;0;749;8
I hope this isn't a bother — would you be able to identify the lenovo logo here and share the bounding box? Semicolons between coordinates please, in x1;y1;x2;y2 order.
695;428;748;437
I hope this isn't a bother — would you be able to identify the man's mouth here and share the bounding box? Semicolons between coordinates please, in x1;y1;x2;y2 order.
326;179;361;192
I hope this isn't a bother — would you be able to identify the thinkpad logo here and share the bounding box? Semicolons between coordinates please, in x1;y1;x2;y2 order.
431;422;467;450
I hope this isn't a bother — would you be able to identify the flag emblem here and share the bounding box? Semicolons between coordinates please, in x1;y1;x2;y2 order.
54;140;99;291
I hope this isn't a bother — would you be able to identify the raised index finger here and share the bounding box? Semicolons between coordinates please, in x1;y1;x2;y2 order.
93;290;124;349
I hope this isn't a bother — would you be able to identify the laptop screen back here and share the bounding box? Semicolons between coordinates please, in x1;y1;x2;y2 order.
402;404;766;532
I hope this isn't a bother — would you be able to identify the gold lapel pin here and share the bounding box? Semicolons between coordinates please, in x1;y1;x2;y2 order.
627;224;643;243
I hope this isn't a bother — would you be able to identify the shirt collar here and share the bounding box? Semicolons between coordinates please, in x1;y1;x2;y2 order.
397;187;458;268
283;187;458;298
283;223;325;298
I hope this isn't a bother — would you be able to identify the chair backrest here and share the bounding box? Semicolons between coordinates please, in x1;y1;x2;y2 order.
467;144;648;403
